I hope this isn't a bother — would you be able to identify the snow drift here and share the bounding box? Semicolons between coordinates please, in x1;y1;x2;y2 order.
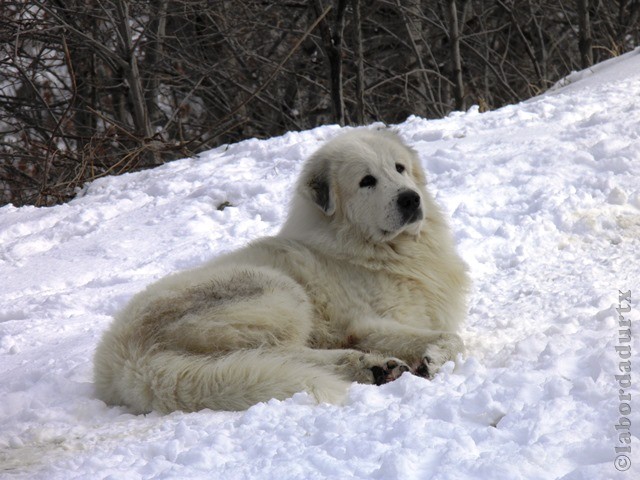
1;50;640;479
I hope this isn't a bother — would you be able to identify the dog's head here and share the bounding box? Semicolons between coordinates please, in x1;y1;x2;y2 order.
299;129;427;243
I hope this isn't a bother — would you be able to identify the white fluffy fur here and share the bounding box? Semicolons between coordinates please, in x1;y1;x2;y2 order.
94;129;470;413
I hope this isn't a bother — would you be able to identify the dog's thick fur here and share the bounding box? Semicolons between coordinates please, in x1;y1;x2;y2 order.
94;130;469;413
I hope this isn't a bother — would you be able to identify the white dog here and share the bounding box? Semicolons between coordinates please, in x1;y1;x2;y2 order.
94;129;470;413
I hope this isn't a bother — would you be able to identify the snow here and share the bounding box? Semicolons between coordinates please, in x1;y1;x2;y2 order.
2;48;640;479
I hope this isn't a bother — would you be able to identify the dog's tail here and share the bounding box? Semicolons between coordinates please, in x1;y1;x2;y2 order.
94;342;350;413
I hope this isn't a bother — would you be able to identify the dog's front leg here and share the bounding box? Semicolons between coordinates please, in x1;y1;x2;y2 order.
346;319;464;379
413;332;464;378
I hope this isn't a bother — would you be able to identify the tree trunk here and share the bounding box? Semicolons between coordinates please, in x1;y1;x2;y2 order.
397;0;430;116
114;0;159;165
577;0;593;68
353;0;365;124
144;0;169;127
448;0;464;111
313;0;347;126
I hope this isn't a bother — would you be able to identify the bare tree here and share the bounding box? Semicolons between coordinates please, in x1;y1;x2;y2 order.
1;0;639;206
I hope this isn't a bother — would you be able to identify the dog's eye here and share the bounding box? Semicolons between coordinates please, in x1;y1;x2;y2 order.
395;163;406;174
359;175;377;188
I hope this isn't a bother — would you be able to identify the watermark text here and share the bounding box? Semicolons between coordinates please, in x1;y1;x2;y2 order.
614;289;632;472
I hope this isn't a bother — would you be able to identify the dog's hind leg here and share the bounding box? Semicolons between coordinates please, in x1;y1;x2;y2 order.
143;265;316;354
95;265;329;413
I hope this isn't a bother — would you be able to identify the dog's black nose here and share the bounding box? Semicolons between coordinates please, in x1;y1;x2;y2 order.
397;190;422;223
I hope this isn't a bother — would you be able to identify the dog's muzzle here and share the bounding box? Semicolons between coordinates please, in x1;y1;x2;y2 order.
397;189;422;225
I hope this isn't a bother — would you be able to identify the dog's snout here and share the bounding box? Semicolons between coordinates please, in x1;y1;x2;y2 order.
397;190;420;211
397;190;422;223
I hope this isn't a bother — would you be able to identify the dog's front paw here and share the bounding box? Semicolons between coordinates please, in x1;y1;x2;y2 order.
370;358;411;385
414;355;438;379
415;333;464;379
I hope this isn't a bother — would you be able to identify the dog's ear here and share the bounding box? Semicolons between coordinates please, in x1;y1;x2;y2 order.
308;173;335;215
299;156;336;216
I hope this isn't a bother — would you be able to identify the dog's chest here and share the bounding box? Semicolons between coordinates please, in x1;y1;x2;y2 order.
306;260;433;329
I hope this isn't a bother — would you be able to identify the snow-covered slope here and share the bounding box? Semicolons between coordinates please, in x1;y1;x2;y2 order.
1;49;640;479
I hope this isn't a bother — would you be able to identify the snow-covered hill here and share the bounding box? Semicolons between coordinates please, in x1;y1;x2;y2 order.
1;50;639;479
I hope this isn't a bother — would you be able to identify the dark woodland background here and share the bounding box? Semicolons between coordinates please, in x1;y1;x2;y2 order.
1;0;638;206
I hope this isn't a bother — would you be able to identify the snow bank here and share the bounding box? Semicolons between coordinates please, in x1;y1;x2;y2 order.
1;51;639;479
